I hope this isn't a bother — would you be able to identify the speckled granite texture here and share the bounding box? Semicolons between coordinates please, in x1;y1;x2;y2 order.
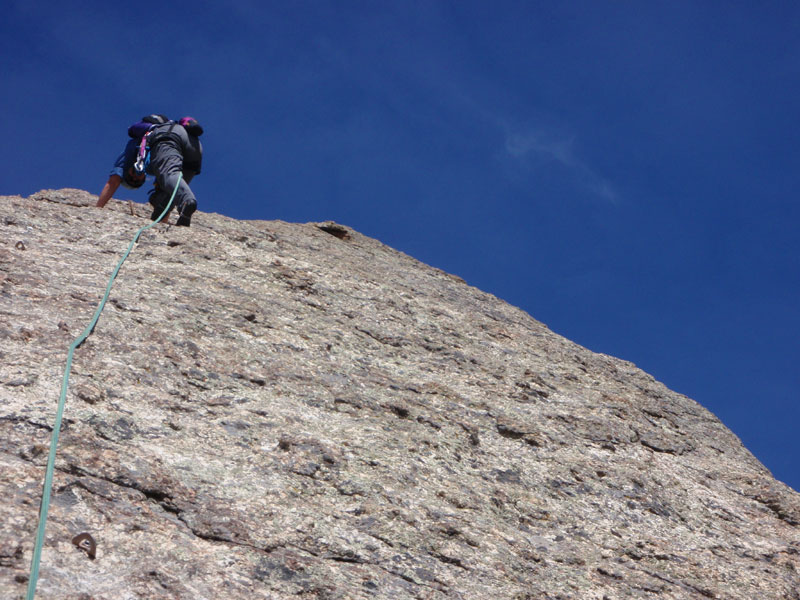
1;190;798;599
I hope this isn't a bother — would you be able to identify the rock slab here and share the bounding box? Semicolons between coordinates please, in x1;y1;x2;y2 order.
1;190;799;599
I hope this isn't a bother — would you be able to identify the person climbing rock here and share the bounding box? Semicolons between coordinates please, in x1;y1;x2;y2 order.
146;116;204;227
96;115;203;227
96;114;169;209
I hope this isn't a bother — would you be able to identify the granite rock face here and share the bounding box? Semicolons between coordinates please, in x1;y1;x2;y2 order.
1;189;799;599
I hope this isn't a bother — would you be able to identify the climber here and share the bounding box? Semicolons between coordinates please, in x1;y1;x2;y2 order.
96;115;203;227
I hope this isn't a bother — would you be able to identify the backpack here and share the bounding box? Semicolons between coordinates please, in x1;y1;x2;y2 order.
178;116;204;137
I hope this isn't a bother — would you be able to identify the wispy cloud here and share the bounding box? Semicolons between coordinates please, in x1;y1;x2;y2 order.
433;74;621;205
505;130;577;164
503;127;619;204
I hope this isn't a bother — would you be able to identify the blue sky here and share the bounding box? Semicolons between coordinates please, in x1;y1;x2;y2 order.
2;1;798;491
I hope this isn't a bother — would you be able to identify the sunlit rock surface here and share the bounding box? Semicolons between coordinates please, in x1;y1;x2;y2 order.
1;189;798;599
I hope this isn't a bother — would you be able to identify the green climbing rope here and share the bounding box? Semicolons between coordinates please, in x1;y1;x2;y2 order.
26;175;182;600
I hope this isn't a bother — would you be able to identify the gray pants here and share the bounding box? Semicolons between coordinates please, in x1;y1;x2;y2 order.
148;140;197;225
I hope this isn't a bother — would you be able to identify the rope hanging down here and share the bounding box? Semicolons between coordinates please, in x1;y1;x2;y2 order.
26;175;182;600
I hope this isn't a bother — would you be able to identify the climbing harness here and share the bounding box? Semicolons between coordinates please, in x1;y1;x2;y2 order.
25;174;182;600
